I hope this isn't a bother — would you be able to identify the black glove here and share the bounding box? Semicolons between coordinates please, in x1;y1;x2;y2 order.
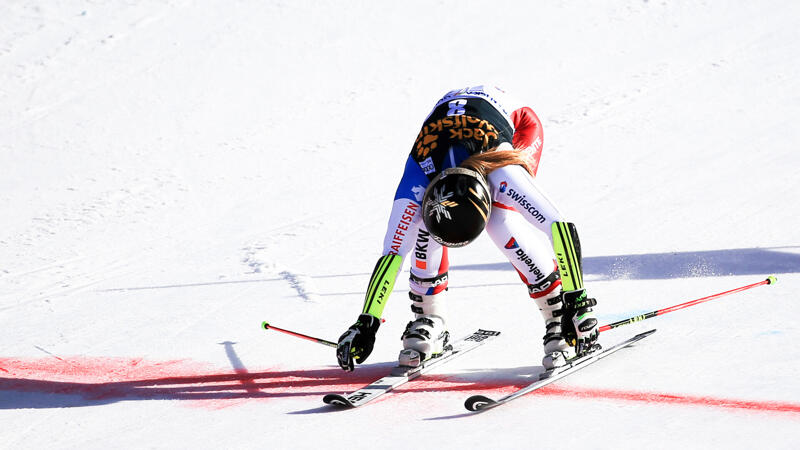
337;314;381;371
560;289;599;355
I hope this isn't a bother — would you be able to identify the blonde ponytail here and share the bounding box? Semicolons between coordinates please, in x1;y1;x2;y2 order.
460;148;535;178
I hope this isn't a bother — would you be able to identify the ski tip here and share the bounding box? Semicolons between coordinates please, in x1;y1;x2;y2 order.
261;321;270;330
767;275;778;285
464;395;496;412
323;394;355;408
638;329;657;338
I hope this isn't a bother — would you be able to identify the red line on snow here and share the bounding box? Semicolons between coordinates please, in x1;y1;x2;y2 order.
531;384;800;415
1;356;798;416
0;356;384;410
400;377;800;415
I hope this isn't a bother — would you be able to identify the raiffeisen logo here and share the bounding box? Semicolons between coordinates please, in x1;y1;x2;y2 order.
499;181;507;193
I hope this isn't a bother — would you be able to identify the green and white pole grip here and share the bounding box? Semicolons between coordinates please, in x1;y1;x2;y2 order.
361;254;403;319
598;276;777;332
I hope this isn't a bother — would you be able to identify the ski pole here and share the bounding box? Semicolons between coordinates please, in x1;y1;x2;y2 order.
598;275;777;333
262;321;338;348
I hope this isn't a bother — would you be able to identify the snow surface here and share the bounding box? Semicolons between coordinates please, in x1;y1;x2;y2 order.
2;1;799;448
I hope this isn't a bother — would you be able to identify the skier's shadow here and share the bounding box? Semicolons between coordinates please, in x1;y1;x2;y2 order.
452;246;800;280
96;246;800;297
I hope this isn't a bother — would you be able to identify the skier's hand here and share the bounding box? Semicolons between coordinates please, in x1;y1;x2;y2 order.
336;314;381;371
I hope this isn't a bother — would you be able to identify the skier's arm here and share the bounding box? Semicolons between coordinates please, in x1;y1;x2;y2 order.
363;156;427;319
337;157;425;371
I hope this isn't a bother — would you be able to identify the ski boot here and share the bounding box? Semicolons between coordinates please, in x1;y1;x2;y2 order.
561;289;600;357
398;315;450;367
531;280;576;369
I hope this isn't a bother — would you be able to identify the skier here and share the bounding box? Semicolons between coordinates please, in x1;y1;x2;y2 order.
336;85;599;372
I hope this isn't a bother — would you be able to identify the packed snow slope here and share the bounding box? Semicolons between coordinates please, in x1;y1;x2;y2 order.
2;1;799;449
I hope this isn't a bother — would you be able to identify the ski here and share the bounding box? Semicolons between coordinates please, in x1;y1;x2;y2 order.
323;329;501;408
464;328;656;412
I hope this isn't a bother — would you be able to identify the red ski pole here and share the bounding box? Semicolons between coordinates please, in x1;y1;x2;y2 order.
598;276;777;333
262;321;338;348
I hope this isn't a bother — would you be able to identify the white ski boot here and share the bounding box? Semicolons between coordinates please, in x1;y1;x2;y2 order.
533;288;576;369
541;319;576;369
398;315;450;367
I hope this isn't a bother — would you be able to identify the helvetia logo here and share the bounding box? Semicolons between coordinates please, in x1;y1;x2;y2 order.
515;248;545;281
504;237;519;249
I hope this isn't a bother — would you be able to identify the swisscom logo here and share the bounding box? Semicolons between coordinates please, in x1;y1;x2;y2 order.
499;181;508;193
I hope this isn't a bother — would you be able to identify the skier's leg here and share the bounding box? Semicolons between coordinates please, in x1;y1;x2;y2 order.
485;206;576;368
398;224;451;367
